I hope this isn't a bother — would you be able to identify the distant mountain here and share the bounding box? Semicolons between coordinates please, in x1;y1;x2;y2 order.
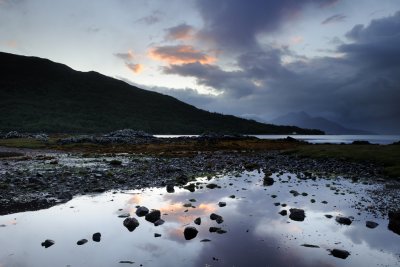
271;111;372;135
0;52;323;134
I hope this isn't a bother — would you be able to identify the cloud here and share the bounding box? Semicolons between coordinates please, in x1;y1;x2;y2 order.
321;14;346;24
164;23;195;41
148;45;216;65
114;50;135;61
160;11;400;133
195;0;340;51
136;12;162;25
125;63;143;74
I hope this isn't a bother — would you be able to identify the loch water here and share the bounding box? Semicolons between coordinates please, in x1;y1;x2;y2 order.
0;171;399;267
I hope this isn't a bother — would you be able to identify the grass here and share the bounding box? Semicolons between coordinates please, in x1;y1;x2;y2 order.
0;138;48;149
288;144;400;178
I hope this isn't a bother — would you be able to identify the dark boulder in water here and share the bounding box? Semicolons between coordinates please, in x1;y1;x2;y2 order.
41;239;55;248
366;221;379;229
263;176;274;186
184;227;198;240
336;216;352;225
92;232;101;242
145;210;161;223
77;239;88;245
289;208;305;221
123;217;139;232
388;210;400;235
135;206;149;217
330;249;350;259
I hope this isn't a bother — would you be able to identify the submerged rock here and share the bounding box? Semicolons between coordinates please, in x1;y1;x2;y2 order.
123;217;140;232
289;208;305;221
330;249;350;259
154;219;165;226
301;244;320;248
218;202;226;207
145;210;161;223
388;210;400;235
263;176;274;186
92;232;101;242
184;227;198;240
166;184;175;193
210;213;224;224
279;210;287;216
41;239;55;248
335;216;352;225
194;217;201;225
206;183;219;189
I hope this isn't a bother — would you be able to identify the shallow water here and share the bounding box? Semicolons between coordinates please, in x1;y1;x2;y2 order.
1;171;399;267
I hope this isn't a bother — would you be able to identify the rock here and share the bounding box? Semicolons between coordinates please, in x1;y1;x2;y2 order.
206;183;219;189
209;227;221;233
183;183;196;192
388;210;400;235
310;199;316;203
289;208;305;221
263;177;274;186
335;216;352;225
301;244;320;248
194;217;201;225
210;213;224;224
118;213;130;218
123;217;140;232
154;219;165;226
330;249;350;259
154;233;162;237
366;221;379;229
166;184;175;193
77;239;88;245
109;159;122;166
183;203;192;208
145;210;161;223
92;232;101;242
184;227;198;240
135;206;149;217
41;239;55;248
218;202;226;207
216;229;227;234
229;195;236;198
119;261;135;264
279;210;287;216
325;214;333;219
321;201;328;204
200;239;211;242
289;190;300;197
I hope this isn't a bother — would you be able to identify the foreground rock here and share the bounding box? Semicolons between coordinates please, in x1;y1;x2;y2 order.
41;239;55;248
330;249;350;259
366;221;379;229
92;232;101;242
388;210;400;235
263;176;274;186
184;227;198;240
123;217;140;232
77;239;88;245
289;208;305;221
145;210;161;223
135;206;149;217
210;213;224;224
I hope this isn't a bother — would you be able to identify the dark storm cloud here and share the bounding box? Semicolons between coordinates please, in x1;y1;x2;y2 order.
321;14;346;24
162;11;400;133
195;0;339;50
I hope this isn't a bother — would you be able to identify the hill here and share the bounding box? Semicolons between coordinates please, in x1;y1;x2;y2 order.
0;52;323;134
271;111;372;135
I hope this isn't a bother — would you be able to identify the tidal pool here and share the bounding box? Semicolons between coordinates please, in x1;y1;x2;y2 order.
0;171;399;267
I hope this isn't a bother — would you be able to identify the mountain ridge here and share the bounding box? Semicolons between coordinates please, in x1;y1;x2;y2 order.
0;51;323;135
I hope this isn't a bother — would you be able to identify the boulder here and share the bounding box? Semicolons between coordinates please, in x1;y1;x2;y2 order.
166;184;175;193
123;217;140;232
218;202;226;207
263;177;274;186
92;232;101;242
135;206;149;217
77;239;88;245
154;219;165;226
145;210;161;223
366;221;379;229
289;208;305;221
184;227;198;240
279;210;287;216
194;217;201;225
210;213;224;224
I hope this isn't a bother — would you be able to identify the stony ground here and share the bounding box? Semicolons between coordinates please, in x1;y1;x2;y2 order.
1;145;399;216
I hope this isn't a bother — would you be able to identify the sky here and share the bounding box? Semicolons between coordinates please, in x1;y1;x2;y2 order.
1;0;400;133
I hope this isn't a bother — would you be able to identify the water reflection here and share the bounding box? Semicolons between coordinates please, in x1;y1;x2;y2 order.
0;171;399;267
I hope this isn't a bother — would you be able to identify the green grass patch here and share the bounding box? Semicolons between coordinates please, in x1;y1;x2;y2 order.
0;138;47;149
290;144;400;178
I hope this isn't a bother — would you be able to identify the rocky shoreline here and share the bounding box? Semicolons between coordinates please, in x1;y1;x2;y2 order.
1;143;399;217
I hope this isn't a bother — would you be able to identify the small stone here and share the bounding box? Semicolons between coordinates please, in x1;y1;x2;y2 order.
218;202;226;207
321;201;328;204
301;244;320;248
194;217;201;225
366;221;379;229
184;227;198;240
209;227;221;233
183;183;196;192
325;214;333;219
92;232;101;242
229;195;236;198
210;213;223;224
41;239;55;248
330;249;350;259
118;213;130;218
206;183;219;189
310;199;316;203
263;177;274;186
77;239;88;245
123;217;140;232
279;210;287;216
154;233;162;237
200;239;211;242
135;206;149;217
154;219;165;226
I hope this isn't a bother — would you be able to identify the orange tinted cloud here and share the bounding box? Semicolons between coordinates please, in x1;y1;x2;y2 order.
148;45;216;65
115;49;135;61
126;63;143;74
290;36;303;45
